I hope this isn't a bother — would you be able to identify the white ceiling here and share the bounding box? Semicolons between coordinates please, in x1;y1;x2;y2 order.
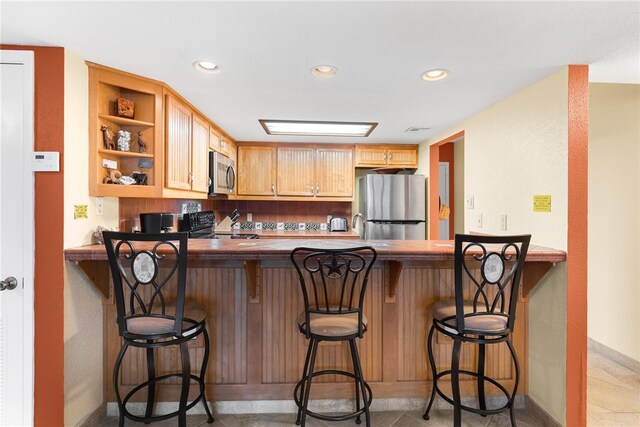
2;1;639;144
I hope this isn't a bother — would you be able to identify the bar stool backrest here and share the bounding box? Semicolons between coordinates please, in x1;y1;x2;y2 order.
290;246;377;338
454;234;531;334
103;231;188;338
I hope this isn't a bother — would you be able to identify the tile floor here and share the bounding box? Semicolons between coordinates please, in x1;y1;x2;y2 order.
586;348;640;427
96;347;640;426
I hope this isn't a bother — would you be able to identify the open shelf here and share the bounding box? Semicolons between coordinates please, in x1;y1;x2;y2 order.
98;114;154;127
98;149;154;158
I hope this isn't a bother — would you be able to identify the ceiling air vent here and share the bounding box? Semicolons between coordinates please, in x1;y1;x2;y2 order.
405;126;430;133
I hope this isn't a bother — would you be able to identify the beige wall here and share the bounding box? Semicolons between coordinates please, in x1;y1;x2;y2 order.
63;50;119;426
588;83;640;362
418;68;570;424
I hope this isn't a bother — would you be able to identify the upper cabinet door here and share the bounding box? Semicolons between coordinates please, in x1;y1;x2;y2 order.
191;114;210;193
209;127;221;151
165;95;192;191
315;147;353;197
277;147;315;197
355;146;388;167
387;147;418;167
237;146;277;196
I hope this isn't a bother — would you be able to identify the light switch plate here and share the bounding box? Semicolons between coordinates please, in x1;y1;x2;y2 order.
277;222;285;230
320;223;327;231
476;213;483;228
298;223;306;230
500;214;508;231
96;197;103;216
255;222;262;230
466;195;474;209
247;213;253;222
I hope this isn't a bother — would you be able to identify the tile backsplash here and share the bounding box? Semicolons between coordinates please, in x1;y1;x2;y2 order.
119;199;352;232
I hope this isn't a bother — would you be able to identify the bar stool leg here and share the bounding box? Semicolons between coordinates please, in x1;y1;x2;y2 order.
145;344;156;422
477;338;487;416
301;338;319;427
451;339;462;427
113;343;128;427
178;342;190;427
296;337;315;425
423;323;437;420
348;338;362;424
200;326;215;423
349;339;370;427
507;338;520;427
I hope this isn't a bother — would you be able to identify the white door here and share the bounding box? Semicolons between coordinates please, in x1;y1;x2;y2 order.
438;162;450;240
0;50;35;426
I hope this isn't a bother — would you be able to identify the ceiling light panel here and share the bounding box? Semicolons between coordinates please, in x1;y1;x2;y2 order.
259;120;377;137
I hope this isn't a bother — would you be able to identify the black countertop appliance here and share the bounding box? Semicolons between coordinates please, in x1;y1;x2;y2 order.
140;212;174;233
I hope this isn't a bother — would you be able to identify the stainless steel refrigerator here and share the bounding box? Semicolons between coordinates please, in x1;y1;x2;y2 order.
358;174;426;240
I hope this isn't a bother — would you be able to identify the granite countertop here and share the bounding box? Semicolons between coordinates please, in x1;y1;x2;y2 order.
64;239;566;263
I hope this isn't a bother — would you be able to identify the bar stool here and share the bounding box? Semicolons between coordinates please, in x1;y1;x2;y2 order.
290;246;377;427
103;231;214;427
423;234;530;427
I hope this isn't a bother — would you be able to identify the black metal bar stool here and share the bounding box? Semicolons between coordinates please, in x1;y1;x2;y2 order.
103;231;214;427
423;234;530;427
290;246;377;427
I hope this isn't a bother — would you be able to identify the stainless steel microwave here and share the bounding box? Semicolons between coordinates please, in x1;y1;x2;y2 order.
209;151;236;195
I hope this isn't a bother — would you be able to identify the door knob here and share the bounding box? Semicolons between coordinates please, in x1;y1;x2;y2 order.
0;276;18;291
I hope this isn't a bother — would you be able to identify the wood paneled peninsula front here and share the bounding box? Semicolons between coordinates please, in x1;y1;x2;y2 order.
64;239;565;404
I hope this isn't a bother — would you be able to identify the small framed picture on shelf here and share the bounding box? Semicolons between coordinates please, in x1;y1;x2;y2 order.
116;97;134;118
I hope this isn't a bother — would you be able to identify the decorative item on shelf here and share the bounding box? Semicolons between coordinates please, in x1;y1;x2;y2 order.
117;130;131;151
93;225;118;245
118;175;136;185
136;131;147;153
103;168;122;184
116;97;134;118
132;171;148;185
138;158;153;169
100;125;115;150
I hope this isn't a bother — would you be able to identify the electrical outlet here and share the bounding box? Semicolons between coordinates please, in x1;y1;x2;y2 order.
466;195;474;209
500;214;508;231
247;213;253;222
476;213;483;228
96;197;103;216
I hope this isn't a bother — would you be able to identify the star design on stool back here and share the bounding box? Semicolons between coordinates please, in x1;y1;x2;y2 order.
324;256;345;278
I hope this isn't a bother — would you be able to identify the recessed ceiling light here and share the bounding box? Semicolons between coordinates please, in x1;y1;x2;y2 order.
422;69;448;81
193;61;221;73
259;119;377;137
311;65;337;78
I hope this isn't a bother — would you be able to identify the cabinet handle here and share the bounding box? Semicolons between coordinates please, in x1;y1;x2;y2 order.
383;152;387;163
316;183;319;194
389;152;392;162
189;173;194;183
272;183;276;194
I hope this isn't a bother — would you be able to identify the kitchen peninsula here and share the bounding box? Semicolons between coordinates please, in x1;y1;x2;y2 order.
64;238;565;404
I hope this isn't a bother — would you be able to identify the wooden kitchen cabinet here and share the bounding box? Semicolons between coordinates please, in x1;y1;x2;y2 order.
165;94;193;191
277;147;315;196
88;63;163;197
237;146;277;196
355;144;418;168
246;144;355;200
191;114;210;193
164;94;210;194
210;128;237;164
315;147;353;197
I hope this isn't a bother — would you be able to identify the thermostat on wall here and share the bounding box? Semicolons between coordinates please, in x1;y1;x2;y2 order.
32;151;60;172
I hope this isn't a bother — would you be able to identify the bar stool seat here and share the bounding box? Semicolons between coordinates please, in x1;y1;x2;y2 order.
297;308;368;337
432;300;508;333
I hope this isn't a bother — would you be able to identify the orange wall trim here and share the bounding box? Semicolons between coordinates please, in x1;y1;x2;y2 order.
1;45;65;426
428;131;464;239
566;64;588;427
